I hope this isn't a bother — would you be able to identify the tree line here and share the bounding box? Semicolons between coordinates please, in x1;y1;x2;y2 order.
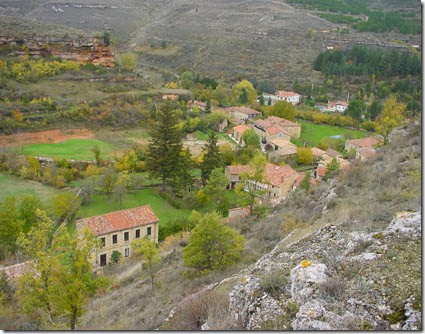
313;46;421;78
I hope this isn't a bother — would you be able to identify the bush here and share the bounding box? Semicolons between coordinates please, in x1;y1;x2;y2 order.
110;250;122;264
261;269;288;299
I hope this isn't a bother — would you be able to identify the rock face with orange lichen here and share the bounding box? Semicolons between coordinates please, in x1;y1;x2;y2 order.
0;35;115;67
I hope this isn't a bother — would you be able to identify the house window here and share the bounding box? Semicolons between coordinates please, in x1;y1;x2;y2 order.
135;229;140;238
124;248;129;258
100;237;105;247
124;231;129;242
112;234;118;244
147;227;152;236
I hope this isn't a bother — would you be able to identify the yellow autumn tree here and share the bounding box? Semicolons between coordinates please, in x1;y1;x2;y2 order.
375;96;406;143
232;80;257;105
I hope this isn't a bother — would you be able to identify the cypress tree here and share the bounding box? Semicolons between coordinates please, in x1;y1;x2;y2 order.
146;102;184;191
200;131;222;185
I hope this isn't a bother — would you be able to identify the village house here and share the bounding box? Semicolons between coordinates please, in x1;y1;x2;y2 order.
253;116;301;142
231;124;250;145
226;106;261;121
275;91;301;105
268;139;298;162
267;116;301;138
225;163;300;204
345;136;381;152
76;205;159;267
262;91;301;106
311;147;329;160
326;100;348;113
356;147;376;162
325;148;342;159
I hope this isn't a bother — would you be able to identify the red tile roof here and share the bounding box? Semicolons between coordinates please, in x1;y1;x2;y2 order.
357;147;376;159
311;147;327;158
226;106;261;116
270;138;294;148
77;205;159;236
226;165;251;175
273;146;298;156
265;163;299;187
328;100;348;108
267;116;300;128
275;91;300;98
346;137;380;149
254;119;273;129
325;148;341;157
227;163;298;187
266;124;286;136
233;124;250;134
294;173;306;187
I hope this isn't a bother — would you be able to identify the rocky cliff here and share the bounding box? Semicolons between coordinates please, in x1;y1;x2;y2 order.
0;35;115;67
165;210;421;330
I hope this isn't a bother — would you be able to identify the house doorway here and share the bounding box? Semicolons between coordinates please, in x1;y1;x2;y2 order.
100;254;107;266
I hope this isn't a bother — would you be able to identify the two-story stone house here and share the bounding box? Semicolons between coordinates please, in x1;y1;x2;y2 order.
226;106;261;121
225;163;300;204
76;205;159;267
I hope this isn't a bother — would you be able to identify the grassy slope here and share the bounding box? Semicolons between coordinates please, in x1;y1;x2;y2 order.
78;189;192;227
19;138;117;160
0;172;62;203
294;120;371;147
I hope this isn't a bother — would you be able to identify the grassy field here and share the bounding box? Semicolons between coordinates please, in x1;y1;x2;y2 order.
0;172;62;204
294;120;371;147
19;138;117;160
78;189;192;227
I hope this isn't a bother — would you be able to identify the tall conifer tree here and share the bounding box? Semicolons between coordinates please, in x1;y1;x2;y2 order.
146;103;184;191
200;131;222;185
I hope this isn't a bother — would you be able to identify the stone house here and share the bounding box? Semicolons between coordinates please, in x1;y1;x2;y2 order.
268;139;298;162
226;106;261;121
326;100;348;113
311;147;329;161
345;137;381;152
274;91;301;105
225;163;300;203
261;91;301;106
253;118;291;143
231;124;250;145
356;147;376;161
76;205;159;267
267;116;301;138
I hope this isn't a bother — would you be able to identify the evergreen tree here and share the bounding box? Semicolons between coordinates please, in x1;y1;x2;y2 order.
205;99;212;113
204;168;230;216
239;88;249;105
169;148;194;196
146;103;185;191
259;95;265;105
200;131;222;185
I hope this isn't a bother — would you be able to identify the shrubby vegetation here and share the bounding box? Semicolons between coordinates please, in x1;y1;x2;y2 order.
313;46;421;78
287;0;420;34
0;58;79;82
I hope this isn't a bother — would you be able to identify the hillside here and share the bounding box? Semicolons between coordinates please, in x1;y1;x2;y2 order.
0;0;421;82
76;119;421;330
